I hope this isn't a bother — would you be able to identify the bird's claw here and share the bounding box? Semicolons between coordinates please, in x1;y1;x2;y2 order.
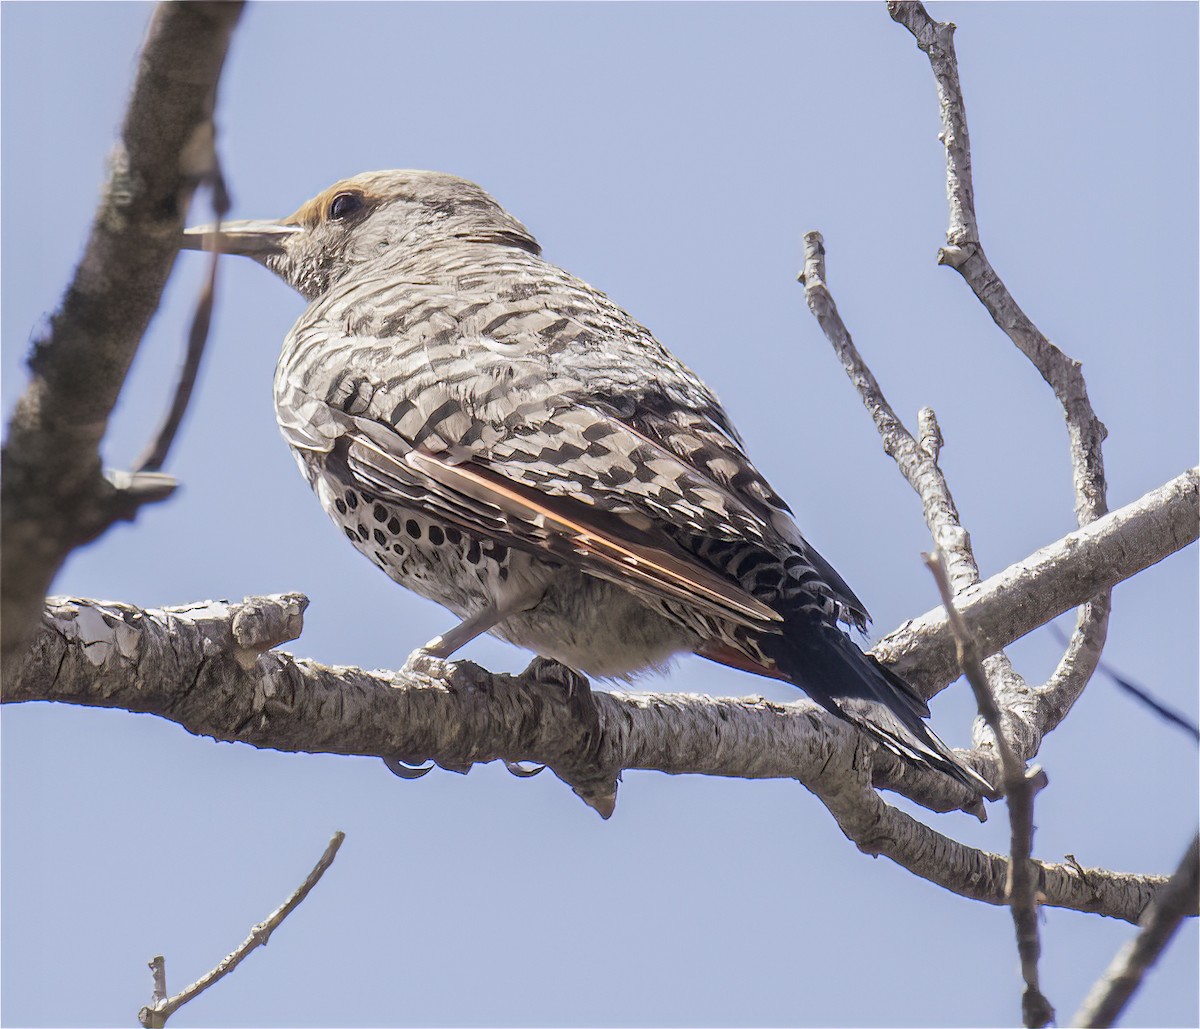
504;760;546;778
382;757;435;779
524;656;590;699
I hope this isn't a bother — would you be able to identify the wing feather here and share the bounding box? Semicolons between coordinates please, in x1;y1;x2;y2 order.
341;422;779;629
276;262;870;629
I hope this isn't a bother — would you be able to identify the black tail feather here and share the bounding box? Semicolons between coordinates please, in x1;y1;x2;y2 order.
760;613;993;797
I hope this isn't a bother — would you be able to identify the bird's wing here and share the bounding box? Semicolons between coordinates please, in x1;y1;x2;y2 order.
340;422;779;628
275;271;868;629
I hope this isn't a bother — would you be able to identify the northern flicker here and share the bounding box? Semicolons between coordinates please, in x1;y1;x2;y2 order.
183;170;991;796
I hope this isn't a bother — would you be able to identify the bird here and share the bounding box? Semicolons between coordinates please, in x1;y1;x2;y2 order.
182;169;992;797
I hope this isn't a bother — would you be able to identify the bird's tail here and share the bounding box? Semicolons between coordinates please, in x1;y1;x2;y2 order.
758;613;994;797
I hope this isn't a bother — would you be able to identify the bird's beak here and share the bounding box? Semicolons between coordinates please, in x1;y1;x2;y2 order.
180;219;303;258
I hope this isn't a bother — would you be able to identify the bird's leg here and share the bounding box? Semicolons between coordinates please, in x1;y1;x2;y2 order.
402;606;503;680
403;588;543;678
421;602;507;658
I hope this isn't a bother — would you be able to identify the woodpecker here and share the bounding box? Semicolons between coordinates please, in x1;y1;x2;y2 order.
183;170;991;796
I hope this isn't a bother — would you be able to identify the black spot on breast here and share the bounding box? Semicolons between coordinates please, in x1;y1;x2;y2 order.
387;517;402;535
374;529;386;545
405;520;421;539
427;525;445;546
344;527;359;542
373;504;388;522
358;523;369;538
466;540;482;564
489;543;508;563
392;543;406;554
345;491;359;510
335;498;347;515
445;527;462;545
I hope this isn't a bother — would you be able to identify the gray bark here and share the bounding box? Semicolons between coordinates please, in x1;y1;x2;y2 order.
0;1;243;669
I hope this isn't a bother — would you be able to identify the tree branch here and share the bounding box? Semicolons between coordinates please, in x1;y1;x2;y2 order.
7;594;1179;924
872;467;1196;702
1072;832;1200;1028
133;170;231;475
4;467;1194;920
7;471;1192;801
927;551;1054;1027
0;1;243;670
887;0;1112;744
799;231;978;593
138;830;345;1028
815;760;1173;926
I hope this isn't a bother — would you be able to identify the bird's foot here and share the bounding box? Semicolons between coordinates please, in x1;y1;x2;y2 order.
401;647;453;682
522;656;600;736
523;655;591;701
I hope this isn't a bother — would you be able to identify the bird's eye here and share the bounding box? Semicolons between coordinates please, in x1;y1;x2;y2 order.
329;192;364;220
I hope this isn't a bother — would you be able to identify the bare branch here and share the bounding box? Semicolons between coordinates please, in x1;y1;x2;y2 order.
799;226;1189;774
4;466;1194;922
800;228;1002;785
815;761;1172;926
0;1;244;670
888;0;1111;732
148;956;167;1010
1047;620;1200;742
133;170;231;474
9;594;1181;924
799;231;977;593
138;831;345;1028
917;406;943;463
1073;833;1200;1028
6;472;1192;804
926;551;1054;1028
874;467;1197;701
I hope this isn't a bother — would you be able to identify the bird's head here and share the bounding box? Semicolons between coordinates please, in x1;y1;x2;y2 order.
182;170;540;300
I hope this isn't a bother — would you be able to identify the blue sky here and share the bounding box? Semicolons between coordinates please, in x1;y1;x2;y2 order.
2;3;1196;1026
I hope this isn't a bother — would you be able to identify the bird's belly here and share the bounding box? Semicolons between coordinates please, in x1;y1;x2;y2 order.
491;568;700;679
306;461;698;677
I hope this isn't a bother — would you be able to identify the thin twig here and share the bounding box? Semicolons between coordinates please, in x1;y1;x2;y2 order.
138;830;346;1028
149;956;167;1006
1048;623;1200;742
888;0;1111;737
799;231;979;594
799;230;998;787
134;170;230;474
1072;832;1200;1028
926;551;1054;1028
